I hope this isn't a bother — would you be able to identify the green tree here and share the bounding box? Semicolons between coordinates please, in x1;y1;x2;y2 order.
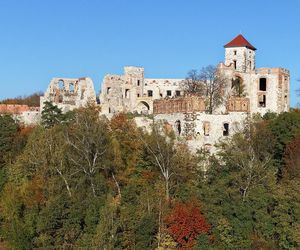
0;114;19;167
41;101;67;128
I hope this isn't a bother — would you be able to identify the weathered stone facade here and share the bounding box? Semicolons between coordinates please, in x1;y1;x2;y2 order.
40;77;97;113
19;34;290;153
99;66;184;116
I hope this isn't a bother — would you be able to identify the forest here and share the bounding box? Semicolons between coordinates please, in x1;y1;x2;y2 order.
0;102;300;250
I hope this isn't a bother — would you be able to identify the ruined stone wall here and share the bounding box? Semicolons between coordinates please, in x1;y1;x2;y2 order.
219;64;290;115
154;112;248;152
100;66;183;115
153;96;205;114
41;77;96;113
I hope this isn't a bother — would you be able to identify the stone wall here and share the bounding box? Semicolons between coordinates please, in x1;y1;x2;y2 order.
153;96;205;114
100;66;183;115
154;112;248;153
40;77;96;113
227;98;250;112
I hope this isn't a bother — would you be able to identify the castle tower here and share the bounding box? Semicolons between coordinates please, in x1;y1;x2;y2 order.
224;34;256;73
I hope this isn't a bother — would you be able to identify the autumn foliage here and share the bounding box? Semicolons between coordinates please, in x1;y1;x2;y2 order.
284;135;300;179
164;200;211;249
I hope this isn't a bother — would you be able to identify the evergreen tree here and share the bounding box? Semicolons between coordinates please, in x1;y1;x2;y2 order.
41;101;66;128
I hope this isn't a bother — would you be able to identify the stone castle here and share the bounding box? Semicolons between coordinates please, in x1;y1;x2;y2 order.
0;35;290;151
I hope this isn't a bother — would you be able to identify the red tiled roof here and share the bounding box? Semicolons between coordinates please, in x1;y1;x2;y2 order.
224;34;256;50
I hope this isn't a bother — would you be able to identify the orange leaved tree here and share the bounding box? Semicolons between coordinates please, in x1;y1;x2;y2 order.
164;200;211;249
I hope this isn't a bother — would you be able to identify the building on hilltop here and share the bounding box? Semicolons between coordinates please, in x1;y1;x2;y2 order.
38;34;290;151
152;34;290;151
99;34;289;118
98;34;290;151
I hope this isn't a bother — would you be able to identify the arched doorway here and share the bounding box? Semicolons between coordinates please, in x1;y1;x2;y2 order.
136;101;150;114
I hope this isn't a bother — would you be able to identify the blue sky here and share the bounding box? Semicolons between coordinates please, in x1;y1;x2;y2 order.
0;0;299;106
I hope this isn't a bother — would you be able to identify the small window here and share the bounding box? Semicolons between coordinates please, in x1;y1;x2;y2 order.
160;93;163;97
137;94;140;97
69;83;75;92
203;122;210;136
223;123;229;136
175;120;181;135
176;90;181;96
137;80;140;86
234;60;237;70
167;90;172;97
107;87;111;95
258;94;266;107
259;78;267;91
234;50;237;55
108;107;111;113
148;90;153;97
125;89;130;98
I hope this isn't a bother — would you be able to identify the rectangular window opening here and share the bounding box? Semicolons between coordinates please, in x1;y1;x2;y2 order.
259;78;267;91
223;123;229;136
258;94;266;107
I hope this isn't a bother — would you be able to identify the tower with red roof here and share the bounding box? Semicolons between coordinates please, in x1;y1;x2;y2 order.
224;34;256;73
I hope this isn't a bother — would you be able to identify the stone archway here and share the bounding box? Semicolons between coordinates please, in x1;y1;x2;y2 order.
136;101;150;114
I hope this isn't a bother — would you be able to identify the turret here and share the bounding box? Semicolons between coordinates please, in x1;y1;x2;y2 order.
224;34;256;73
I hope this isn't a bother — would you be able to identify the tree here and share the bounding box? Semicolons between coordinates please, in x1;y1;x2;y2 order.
199;65;226;114
218;119;276;201
268;110;300;177
182;70;205;95
41;101;67;128
231;76;246;97
0;92;42;107
183;65;227;114
141;123;177;201
65;106;111;197
283;135;300;179
0;115;19;166
164;200;211;249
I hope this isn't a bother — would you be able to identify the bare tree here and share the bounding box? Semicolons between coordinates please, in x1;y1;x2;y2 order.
199;65;227;114
182;69;205;95
183;65;227;114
